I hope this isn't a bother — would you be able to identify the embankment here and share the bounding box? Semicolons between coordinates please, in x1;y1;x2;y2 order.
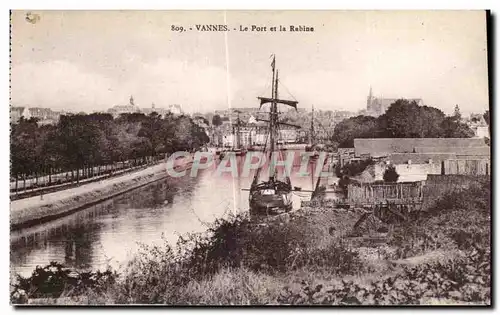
11;179;491;305
10;157;193;230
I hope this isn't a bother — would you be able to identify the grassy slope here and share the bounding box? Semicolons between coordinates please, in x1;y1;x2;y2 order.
11;178;491;305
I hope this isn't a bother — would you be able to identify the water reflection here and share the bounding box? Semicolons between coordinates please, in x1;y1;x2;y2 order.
10;151;332;278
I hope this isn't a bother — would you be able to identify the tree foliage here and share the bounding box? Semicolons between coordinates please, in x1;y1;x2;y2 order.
483;110;490;128
211;114;222;127
332;116;381;148
10;112;209;180
333;99;475;147
383;165;399;183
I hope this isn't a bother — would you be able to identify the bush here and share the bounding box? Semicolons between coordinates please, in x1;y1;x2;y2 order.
292;242;363;275
388;179;490;259
11;212;366;304
184;215;362;275
10;262;117;304
383;165;399;182
335;158;373;177
278;248;490;305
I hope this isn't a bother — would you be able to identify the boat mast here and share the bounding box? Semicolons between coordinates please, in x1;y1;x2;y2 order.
248;128;252;147
254;55;299;186
236;111;241;149
309;105;315;146
269;58;276;156
273;70;279;151
231;109;242;150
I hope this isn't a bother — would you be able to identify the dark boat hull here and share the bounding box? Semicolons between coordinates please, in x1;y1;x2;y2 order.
249;182;293;216
225;148;247;156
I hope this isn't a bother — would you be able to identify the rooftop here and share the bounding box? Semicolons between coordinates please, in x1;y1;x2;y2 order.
354;138;486;157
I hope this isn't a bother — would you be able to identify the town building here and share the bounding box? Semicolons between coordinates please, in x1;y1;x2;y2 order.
366;86;424;117
108;95;141;117
10;106;61;125
465;113;490;139
167;104;183;115
108;96;184;118
352;138;490;181
214;114;300;148
28;107;62;125
353;138;487;158
10;107;30;124
141;103;172;117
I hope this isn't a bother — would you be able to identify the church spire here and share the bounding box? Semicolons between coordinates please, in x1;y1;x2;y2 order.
368;85;373;100
129;95;135;106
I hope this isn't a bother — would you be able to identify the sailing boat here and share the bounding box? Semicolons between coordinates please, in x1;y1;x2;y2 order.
249;56;299;216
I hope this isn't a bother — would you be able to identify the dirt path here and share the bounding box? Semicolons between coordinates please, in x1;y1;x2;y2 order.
10;157;193;229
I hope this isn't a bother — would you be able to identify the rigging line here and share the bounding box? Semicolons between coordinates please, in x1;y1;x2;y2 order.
253;127;270;184
277;79;298;102
256;71;273;98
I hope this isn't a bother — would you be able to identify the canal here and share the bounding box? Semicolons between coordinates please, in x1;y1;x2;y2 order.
10;151;335;277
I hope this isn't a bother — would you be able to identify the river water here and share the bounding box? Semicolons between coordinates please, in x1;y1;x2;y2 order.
10;151;335;277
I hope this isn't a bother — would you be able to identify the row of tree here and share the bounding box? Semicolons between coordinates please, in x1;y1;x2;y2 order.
10;112;209;185
333;100;481;148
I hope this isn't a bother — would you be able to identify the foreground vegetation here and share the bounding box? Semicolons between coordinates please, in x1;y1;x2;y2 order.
11;179;490;305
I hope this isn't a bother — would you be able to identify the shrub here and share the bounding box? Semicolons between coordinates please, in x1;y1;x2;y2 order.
278;248;490;305
292;241;364;275
335;158;373;177
11;262;117;304
388;178;490;259
383;165;399;182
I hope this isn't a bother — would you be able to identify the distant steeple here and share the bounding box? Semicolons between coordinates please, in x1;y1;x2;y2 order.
129;95;135;106
454;104;461;119
152;102;155;109
367;85;374;111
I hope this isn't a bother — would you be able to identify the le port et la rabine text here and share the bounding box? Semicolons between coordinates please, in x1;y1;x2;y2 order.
171;24;315;33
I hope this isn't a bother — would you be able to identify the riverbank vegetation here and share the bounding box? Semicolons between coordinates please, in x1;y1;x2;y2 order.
11;178;490;305
10;112;209;190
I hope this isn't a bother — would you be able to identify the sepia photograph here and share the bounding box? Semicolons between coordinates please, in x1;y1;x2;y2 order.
8;10;491;306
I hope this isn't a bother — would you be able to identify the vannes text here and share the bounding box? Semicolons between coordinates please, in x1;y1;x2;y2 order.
170;24;314;32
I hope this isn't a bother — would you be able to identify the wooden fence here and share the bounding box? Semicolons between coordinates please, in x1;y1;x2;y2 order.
347;181;424;205
443;159;490;176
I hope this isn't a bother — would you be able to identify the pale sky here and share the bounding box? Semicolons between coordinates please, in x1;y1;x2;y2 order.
10;10;489;115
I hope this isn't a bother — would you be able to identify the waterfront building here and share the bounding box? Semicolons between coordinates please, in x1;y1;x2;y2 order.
10;106;61;125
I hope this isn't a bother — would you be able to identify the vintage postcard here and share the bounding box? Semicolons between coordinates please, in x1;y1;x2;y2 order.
9;10;491;306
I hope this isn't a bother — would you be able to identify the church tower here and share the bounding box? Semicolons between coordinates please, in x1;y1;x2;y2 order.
367;86;374;112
